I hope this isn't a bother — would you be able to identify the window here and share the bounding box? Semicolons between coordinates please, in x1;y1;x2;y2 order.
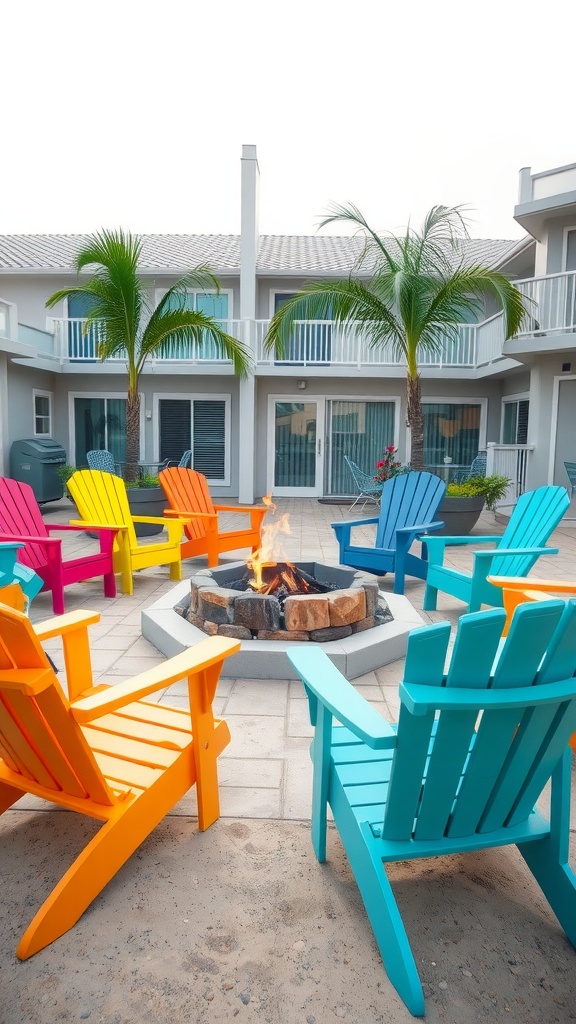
33;390;52;436
502;399;529;444
423;403;482;469
73;396;127;466
155;289;231;359
272;292;332;364
158;396;230;483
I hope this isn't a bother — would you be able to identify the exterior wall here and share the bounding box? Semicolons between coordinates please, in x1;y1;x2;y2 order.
5;363;61;464
553;377;576;487
544;215;576;274
501;372;530;396
54;372;241;497
253;374;504;497
526;357;571;487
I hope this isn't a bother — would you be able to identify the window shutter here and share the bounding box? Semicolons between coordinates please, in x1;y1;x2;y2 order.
193;400;225;480
517;400;529;445
159;400;191;462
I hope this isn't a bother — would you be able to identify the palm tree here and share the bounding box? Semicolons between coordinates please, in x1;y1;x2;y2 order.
46;229;252;482
265;205;525;470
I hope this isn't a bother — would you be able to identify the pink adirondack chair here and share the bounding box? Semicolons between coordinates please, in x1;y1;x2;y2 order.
0;477;118;614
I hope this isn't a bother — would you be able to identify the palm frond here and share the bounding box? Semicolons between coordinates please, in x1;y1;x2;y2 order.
141;309;252;378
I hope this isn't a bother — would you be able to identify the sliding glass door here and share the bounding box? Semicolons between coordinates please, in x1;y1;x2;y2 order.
268;397;396;497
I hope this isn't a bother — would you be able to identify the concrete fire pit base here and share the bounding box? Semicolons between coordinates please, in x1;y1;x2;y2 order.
142;578;424;680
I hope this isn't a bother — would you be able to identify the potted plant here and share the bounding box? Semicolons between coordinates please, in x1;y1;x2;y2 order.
125;473;166;537
438;474;511;535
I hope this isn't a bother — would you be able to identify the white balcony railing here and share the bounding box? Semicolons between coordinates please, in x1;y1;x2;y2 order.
47;318;248;364
515;271;576;337
486;443;534;510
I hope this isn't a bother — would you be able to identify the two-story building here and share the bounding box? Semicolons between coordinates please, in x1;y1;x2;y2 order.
0;147;574;505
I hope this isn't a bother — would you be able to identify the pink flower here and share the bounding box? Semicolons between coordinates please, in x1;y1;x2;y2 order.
386;445;396;452
377;461;385;468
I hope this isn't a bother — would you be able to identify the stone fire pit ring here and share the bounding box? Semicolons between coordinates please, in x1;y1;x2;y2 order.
142;561;424;680
183;561;389;642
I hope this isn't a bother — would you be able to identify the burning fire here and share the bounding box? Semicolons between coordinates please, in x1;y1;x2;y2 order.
246;495;302;594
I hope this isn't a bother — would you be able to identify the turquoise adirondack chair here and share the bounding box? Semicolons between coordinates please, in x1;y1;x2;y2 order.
288;599;576;1017
423;484;570;613
0;541;43;608
332;472;446;594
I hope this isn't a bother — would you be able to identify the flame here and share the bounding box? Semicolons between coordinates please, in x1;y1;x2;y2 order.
247;494;292;592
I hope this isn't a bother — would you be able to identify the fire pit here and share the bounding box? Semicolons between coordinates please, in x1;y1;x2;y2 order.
142;499;424;679
177;561;392;641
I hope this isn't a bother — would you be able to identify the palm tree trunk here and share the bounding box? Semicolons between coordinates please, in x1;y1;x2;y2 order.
125;388;140;484
406;373;425;471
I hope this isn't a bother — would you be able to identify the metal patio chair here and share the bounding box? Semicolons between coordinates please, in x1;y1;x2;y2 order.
344;456;384;512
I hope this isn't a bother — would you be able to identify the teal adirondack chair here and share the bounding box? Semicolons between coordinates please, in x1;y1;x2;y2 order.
423;484;570;613
0;541;43;608
288;600;576;1017
332;472;446;594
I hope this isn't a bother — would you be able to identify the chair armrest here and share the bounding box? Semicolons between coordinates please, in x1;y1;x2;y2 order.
33;609;101;641
395;520;445;537
332;516;380;529
163;508;217;522
0;531;60;547
45;523;119;535
70;518;127;533
287;647;397;749
474;546;558;562
424;534;500;565
70;636;240;723
488;575;576;593
213;503;267;514
132;516;184;543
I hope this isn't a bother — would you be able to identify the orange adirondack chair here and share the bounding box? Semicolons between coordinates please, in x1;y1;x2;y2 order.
488;574;576;752
0;602;239;958
159;467;268;567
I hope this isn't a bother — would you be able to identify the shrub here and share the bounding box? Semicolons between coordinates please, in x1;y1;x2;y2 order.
445;474;510;512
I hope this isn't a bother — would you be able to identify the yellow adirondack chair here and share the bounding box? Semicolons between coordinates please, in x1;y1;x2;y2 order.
0;602;239;958
67;469;183;595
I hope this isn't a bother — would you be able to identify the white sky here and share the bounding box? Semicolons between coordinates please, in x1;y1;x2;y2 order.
2;0;574;241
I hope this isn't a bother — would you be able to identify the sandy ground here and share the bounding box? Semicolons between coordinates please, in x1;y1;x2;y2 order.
1;812;575;1024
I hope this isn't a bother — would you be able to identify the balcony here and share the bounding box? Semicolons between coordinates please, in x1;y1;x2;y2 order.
515;271;576;337
29;313;513;374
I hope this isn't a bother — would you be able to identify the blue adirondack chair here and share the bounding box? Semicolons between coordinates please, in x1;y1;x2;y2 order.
332;472;446;594
0;541;43;608
288;599;576;1016
423;484;569;613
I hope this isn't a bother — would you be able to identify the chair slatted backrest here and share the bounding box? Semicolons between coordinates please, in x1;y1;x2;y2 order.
383;600;576;844
0;478;49;572
564;462;576;493
86;450;117;474
489;485;569;577
375;472;446;549
159;467;215;542
0;604;114;805
68;470;137;548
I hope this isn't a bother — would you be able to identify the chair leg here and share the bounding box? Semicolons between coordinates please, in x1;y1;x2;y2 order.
422;583;438;611
169;559;183;581
519;838;576;947
103;569;116;599
339;819;425;1016
0;781;24;815
16;754;196;960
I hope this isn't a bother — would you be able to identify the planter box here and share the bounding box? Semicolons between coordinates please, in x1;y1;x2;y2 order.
437;495;485;535
126;486;165;537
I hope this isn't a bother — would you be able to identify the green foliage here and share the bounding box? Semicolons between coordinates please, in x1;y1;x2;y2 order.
45;229;253;482
445;474;510;511
126;473;160;489
264;205;526;470
56;464;76;497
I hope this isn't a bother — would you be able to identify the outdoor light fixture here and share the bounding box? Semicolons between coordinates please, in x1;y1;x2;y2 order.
297;380;307;390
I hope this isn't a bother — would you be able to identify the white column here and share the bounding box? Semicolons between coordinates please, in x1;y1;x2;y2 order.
238;144;259;503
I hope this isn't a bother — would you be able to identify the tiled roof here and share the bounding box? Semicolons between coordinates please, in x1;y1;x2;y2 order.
0;233;528;275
